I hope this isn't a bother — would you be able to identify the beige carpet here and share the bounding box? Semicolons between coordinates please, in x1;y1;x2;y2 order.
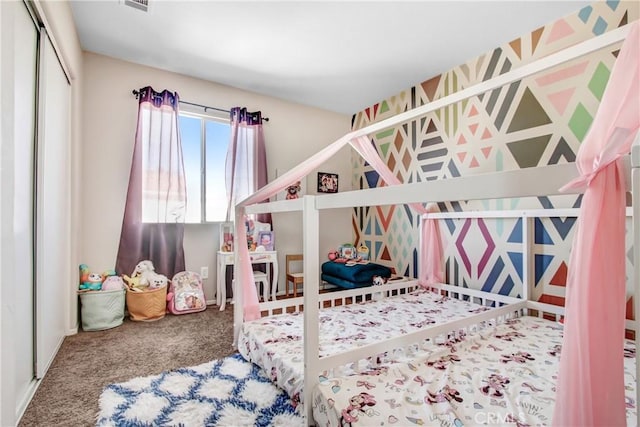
19;306;235;427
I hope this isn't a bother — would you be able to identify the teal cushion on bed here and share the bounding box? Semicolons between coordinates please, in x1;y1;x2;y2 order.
79;289;125;331
321;261;391;283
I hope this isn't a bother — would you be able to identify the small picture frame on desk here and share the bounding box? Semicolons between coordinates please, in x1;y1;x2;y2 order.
257;231;274;251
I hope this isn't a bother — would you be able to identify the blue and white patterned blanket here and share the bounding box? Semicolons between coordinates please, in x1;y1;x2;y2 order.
97;353;303;427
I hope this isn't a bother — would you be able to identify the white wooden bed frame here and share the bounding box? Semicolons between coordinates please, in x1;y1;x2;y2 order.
234;24;638;424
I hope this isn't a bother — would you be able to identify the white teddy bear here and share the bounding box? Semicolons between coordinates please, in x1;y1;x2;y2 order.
148;274;168;290
124;260;168;291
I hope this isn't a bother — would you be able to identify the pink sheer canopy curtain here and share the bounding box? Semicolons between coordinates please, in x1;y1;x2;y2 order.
349;135;444;287
225;107;271;225
419;203;445;287
553;21;639;426
115;86;187;279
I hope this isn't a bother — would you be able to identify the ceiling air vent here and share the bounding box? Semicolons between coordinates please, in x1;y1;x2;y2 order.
123;0;149;12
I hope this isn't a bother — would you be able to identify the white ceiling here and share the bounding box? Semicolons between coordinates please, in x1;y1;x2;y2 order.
70;1;591;115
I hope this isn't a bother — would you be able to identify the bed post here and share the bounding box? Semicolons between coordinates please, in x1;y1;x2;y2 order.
233;208;244;347
632;134;640;425
302;195;320;424
522;212;534;305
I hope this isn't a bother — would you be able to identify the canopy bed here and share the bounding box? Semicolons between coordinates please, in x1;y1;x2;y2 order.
232;22;639;425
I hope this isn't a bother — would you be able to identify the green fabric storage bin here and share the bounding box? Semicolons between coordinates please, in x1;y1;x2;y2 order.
79;289;125;331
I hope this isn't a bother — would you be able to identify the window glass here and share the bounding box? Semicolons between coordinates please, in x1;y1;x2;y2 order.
205;120;231;222
179;113;230;223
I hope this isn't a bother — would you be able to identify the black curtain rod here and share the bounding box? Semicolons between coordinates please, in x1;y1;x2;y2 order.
131;89;269;122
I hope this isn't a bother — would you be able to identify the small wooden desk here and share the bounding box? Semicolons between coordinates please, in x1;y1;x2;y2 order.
216;250;278;311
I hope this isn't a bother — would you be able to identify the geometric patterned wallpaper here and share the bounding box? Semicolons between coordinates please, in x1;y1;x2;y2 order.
350;2;639;298
436;214;633;319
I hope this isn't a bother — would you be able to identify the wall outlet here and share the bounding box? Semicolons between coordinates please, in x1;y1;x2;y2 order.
200;266;209;279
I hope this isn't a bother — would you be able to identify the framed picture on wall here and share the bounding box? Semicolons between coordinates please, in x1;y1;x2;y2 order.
317;172;338;193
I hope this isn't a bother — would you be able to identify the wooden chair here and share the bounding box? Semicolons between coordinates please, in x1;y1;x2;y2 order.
285;254;304;297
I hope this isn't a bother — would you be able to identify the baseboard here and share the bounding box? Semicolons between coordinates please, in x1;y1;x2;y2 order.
67;320;78;335
15;378;41;426
206;299;216;306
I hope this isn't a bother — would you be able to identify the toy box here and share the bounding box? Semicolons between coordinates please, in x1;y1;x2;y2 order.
79;289;125;331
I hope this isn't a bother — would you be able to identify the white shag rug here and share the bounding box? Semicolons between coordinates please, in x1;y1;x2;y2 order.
96;354;304;426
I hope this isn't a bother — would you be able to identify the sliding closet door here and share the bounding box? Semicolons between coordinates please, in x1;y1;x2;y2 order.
13;0;38;404
35;29;71;378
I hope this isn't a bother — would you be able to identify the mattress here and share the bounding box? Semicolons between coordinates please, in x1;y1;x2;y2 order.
238;288;494;405
312;316;638;426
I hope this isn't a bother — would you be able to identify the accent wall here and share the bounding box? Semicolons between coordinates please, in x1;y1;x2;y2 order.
350;2;639;307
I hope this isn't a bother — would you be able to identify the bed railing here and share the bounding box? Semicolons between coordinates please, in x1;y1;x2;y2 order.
315;300;526;376
252;277;526;318
255;279;420;316
430;283;520;307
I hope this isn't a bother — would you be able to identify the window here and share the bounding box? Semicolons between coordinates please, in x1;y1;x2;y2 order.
179;112;231;223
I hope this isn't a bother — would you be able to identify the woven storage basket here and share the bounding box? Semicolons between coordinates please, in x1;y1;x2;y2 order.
126;286;167;321
79;289;125;331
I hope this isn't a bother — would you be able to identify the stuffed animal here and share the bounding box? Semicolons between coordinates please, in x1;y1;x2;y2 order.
78;264;111;291
372;275;388;301
148;274;169;290
285;181;302;200
122;274;143;291
101;275;125;291
124;260;169;292
82;273;103;291
372;275;388;287
131;260;156;286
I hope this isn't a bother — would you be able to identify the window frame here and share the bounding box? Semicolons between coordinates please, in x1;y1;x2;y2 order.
179;106;230;224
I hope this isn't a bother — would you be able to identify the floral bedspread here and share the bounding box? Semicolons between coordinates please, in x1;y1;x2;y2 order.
238;289;491;405
312;316;638;426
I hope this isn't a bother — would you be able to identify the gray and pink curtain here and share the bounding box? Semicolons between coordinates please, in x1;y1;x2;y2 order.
225;107;271;225
224;107;271;298
116;86;186;278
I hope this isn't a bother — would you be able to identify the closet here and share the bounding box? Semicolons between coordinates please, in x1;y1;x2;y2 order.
1;1;72;424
